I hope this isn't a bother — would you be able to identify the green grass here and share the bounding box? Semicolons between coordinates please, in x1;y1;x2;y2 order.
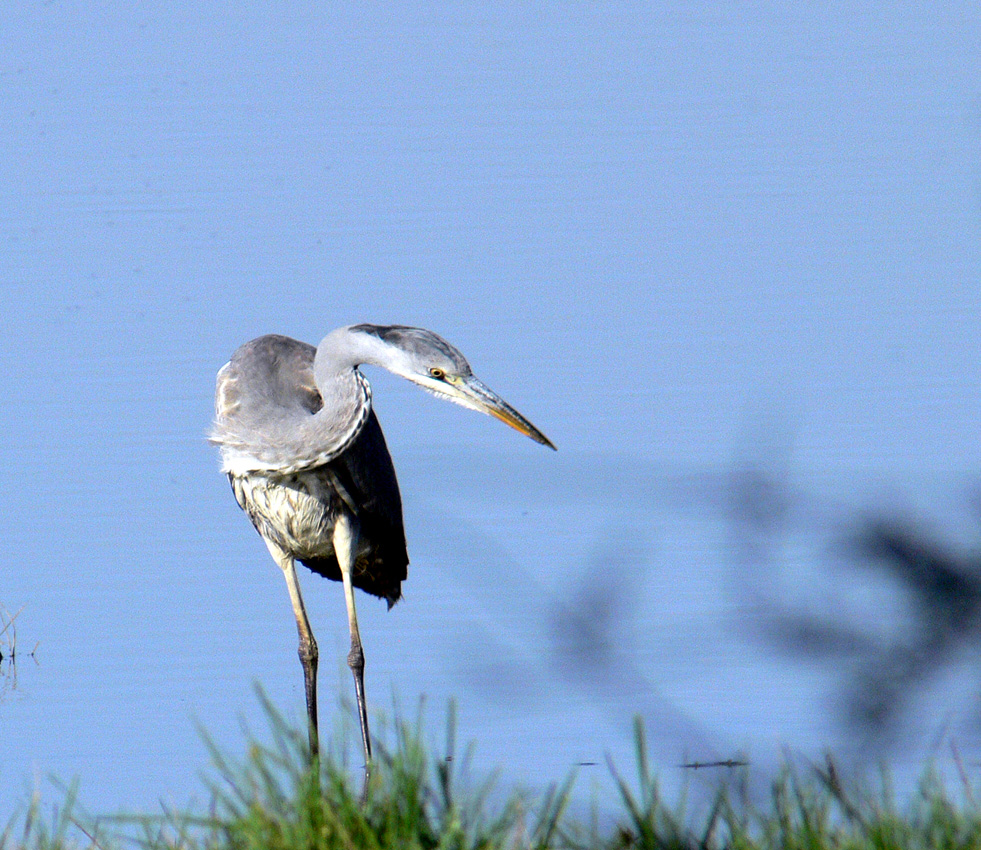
5;697;981;850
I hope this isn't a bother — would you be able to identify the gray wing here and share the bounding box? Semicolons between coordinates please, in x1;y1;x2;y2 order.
211;335;348;473
214;334;320;423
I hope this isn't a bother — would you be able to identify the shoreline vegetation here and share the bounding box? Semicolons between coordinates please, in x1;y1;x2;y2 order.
5;695;981;850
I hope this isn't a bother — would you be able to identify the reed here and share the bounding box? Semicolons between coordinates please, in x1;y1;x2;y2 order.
5;698;981;850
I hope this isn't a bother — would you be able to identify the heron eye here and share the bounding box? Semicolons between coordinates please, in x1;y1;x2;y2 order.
429;367;446;380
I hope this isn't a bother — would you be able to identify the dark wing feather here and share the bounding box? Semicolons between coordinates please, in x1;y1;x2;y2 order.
299;409;408;607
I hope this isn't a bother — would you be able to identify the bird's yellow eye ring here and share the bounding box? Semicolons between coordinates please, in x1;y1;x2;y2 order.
429;367;446;380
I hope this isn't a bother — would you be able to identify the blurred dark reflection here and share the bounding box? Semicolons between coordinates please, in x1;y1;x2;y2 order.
845;518;981;731
551;541;640;687
726;457;981;742
548;535;743;769
554;457;981;755
450;448;981;776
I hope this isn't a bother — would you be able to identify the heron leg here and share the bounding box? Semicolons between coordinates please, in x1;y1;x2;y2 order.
264;538;320;764
333;513;372;774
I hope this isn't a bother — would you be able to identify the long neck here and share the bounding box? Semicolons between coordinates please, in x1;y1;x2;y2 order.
314;325;395;379
302;327;385;460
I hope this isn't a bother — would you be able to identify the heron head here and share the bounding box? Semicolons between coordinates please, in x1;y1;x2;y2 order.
349;324;556;449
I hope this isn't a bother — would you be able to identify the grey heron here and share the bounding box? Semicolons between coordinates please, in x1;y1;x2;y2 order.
210;324;554;773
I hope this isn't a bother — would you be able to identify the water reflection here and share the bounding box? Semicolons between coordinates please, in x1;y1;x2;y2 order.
715;460;981;751
846;517;981;735
451;450;981;788
0;606;36;704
